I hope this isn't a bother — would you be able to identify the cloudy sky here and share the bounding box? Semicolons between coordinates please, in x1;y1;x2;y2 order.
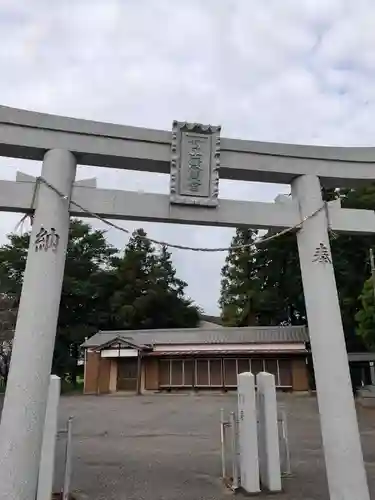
0;0;374;314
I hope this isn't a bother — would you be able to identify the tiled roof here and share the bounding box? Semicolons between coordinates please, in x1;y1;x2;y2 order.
147;349;307;356
82;325;308;349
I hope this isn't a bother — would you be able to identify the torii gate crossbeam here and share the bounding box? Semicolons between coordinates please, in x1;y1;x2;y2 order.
1;105;375;186
2;174;375;234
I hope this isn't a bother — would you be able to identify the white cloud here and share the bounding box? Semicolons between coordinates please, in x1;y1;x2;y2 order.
0;0;375;313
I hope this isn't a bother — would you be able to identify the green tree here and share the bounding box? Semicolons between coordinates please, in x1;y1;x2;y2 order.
0;233;29;295
219;184;375;340
356;277;375;350
55;220;118;383
219;228;262;326
331;186;375;339
110;230;200;329
0;293;17;387
219;228;305;326
0;220;118;384
249;188;337;326
254;232;306;326
152;245;200;327
109;228;159;329
0;224;200;386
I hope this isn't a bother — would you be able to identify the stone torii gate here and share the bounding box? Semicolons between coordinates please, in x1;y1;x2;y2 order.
0;106;374;500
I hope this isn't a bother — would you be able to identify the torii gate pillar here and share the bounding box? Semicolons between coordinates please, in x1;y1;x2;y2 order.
292;174;369;500
0;149;76;500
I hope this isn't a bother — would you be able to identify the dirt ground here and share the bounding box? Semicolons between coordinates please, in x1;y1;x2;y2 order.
43;392;375;500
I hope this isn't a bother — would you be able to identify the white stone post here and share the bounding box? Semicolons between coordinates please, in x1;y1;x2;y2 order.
37;375;61;500
0;149;76;500
370;362;375;386
237;372;260;494
257;372;281;492
292;174;370;500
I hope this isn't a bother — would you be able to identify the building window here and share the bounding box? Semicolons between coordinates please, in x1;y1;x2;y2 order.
159;360;171;386
158;357;293;389
265;359;278;384
196;359;209;386
237;358;250;374
183;360;194;386
209;359;222;386
171;360;183;385
224;359;237;386
278;359;292;387
250;359;263;376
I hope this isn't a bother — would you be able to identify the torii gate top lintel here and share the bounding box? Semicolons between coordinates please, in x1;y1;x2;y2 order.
1;105;375;187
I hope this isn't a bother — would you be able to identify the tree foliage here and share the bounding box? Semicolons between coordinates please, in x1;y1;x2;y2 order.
109;230;200;329
54;220;118;381
356;278;375;350
0;293;17;387
220;229;305;327
219;229;262;326
219;184;375;350
0;222;199;385
253;232;305;326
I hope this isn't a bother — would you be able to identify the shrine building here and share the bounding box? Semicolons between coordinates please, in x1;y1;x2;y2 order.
81;323;310;394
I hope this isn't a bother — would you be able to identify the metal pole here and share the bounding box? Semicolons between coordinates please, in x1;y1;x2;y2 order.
370;248;375;305
62;417;73;500
220;408;226;480
280;409;291;476
229;412;239;490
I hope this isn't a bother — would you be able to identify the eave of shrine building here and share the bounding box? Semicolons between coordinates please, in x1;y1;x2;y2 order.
94;336;152;353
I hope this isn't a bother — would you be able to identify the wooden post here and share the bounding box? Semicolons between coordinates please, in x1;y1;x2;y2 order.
96;352;101;396
221;358;225;392
192;358;196;391
136;351;142;395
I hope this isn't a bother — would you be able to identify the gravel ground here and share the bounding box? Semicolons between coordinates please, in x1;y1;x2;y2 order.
2;392;375;499
53;393;375;500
